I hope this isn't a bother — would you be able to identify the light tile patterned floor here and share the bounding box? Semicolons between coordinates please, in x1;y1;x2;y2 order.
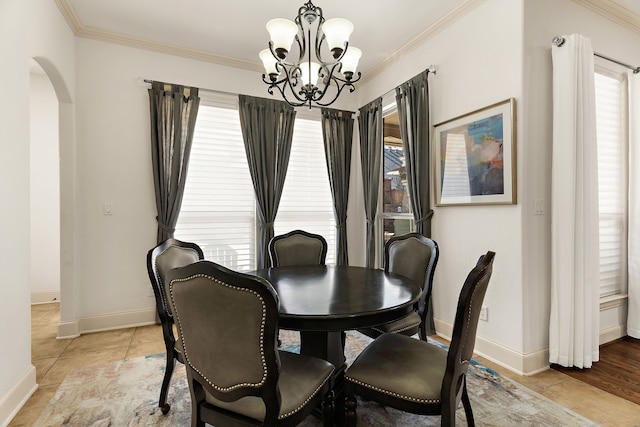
9;303;640;426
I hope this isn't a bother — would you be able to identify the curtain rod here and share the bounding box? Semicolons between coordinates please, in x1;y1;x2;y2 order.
143;79;239;97
552;36;640;74
379;64;438;101
143;79;357;112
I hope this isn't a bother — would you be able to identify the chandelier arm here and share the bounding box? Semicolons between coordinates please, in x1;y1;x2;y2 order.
312;78;351;107
281;65;309;104
270;82;308;107
294;16;307;64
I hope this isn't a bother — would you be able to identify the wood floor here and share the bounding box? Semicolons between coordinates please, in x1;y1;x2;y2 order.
552;336;640;406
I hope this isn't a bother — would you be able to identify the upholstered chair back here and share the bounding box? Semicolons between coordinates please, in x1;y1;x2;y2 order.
169;262;278;392
269;229;328;267
146;238;204;414
151;240;204;316
166;260;335;426
385;233;439;320
385;233;437;291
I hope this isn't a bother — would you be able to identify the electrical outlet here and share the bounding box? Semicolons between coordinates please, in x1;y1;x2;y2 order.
480;306;489;322
534;199;544;215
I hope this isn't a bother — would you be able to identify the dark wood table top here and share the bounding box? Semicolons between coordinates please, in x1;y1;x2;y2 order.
249;265;421;331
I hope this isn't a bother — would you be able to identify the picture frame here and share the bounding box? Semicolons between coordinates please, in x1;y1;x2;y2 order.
433;98;516;206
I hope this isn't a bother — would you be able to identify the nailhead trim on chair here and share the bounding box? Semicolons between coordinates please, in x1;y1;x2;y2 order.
170;274;268;391
460;282;482;365
278;372;334;419
345;376;441;404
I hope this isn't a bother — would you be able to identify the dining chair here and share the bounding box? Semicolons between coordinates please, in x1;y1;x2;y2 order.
166;260;336;427
358;233;439;341
146;238;204;414
268;229;328;267
344;251;496;427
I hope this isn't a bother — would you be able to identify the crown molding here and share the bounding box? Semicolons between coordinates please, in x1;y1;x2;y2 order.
54;0;83;33
571;0;640;34
54;0;263;72
360;0;486;84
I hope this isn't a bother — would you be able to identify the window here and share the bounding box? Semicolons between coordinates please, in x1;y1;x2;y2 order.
175;94;335;269
379;105;414;264
175;96;255;270
595;70;628;297
275;115;336;264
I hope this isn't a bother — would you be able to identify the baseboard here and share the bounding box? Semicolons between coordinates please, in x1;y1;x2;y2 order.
599;324;626;345
0;366;37;427
57;308;157;339
434;317;628;375
30;290;60;305
434;318;550;376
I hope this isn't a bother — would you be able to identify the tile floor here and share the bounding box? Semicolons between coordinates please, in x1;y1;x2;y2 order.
8;303;640;426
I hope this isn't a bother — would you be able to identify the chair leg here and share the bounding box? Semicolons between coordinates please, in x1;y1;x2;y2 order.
189;376;206;427
344;394;357;427
419;321;428;342
321;390;334;427
461;377;475;427
159;353;176;414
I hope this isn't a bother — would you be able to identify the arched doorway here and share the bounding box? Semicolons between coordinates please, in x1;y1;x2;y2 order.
30;56;76;338
29;60;60;304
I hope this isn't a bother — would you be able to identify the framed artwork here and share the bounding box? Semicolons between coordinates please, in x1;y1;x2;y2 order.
433;98;516;206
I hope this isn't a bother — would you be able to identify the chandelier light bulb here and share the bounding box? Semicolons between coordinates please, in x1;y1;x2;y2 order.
259;49;279;81
266;18;298;59
340;46;361;80
322;18;354;59
300;62;321;87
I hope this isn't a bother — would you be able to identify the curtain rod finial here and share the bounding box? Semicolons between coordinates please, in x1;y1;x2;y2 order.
552;36;565;47
428;65;437;75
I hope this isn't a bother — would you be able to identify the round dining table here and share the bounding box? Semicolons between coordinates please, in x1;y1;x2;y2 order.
248;264;421;416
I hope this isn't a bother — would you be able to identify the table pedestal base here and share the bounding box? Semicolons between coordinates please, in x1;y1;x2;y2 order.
300;330;347;426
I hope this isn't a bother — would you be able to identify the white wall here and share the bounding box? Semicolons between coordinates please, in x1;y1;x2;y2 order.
0;0;75;425
357;0;527;369
71;39;317;319
30;69;60;303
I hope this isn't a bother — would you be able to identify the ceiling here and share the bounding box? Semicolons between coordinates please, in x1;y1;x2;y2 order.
55;0;640;82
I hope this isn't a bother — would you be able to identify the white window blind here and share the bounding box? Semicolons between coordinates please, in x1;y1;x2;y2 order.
275;116;336;264
175;97;256;271
595;71;628;297
176;95;337;269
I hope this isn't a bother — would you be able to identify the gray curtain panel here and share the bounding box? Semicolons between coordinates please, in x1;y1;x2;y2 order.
358;98;383;268
148;81;200;244
238;95;296;269
395;69;433;236
321;108;355;266
395;69;435;334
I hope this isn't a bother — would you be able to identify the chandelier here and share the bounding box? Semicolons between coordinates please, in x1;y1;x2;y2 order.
259;1;362;109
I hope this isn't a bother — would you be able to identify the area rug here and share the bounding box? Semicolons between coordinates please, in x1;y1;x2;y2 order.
35;331;599;426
